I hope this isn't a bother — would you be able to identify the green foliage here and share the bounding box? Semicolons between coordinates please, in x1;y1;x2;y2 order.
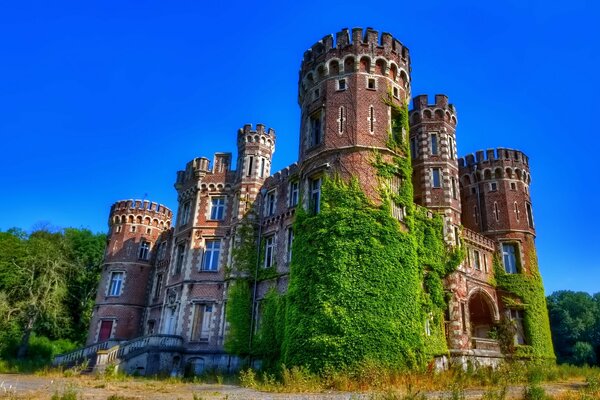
547;290;600;366
283;176;425;372
493;247;555;360
254;288;286;368
224;279;252;356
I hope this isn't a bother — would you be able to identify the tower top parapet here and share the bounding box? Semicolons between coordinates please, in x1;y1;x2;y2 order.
458;148;529;169
299;27;410;76
410;94;457;126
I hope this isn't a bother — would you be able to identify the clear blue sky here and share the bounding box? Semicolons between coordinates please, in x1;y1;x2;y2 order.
1;1;598;294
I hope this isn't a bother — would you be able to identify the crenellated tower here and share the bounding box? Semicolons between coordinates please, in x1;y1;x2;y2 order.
409;94;460;243
297;27;411;201
87;200;172;344
458;148;536;273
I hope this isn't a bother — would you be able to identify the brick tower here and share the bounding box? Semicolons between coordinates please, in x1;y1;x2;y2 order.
87;200;172;344
409;94;461;243
297;27;411;201
458;149;536;273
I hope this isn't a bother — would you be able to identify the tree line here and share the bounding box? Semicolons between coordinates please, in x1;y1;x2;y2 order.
0;227;106;364
0;225;598;367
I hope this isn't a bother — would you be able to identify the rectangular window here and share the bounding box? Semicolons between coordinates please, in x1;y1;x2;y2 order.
108;272;124;296
461;303;467;333
157;241;167;260
430;133;438;155
432;168;442;188
191;303;213;341
502;243;519;274
287;227;294;263
337;78;346;91
310;177;321;214
510;309;526;345
175;243;185;274
259;158;265;178
138;241;150;260
367;77;376;89
202;240;221;271
490;182;498;191
510;182;517;190
247;156;254;177
153;273;163;299
473;250;481;271
410;137;417;159
393;86;399;98
526;202;534;228
451;177;458;199
309;112;322;146
264;236;275;268
448;136;455;160
210;197;225;220
289;181;299;207
266;191;276;216
181;201;191;225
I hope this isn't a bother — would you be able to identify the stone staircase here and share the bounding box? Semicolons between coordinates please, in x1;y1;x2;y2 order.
53;334;184;373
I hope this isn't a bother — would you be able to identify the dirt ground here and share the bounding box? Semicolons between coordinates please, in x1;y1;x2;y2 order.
0;373;589;399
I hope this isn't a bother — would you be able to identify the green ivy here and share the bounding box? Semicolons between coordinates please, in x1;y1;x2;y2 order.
224;279;252;356
494;242;555;360
254;288;286;369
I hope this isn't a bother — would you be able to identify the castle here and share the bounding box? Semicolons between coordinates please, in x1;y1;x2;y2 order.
55;27;554;374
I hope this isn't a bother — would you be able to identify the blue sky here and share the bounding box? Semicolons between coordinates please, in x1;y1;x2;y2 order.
0;0;598;294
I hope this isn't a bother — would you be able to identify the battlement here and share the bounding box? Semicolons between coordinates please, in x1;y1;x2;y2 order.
238;123;275;138
263;163;299;187
110;199;173;220
458;148;529;169
300;27;409;75
462;228;495;251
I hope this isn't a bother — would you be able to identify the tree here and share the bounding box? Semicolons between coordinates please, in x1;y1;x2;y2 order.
547;290;600;365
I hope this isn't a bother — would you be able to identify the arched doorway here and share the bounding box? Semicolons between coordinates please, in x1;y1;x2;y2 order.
468;291;496;338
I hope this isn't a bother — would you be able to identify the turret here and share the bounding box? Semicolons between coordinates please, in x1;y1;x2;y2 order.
458;148;536;273
236;123;276;184
409;94;460;243
87;200;173;344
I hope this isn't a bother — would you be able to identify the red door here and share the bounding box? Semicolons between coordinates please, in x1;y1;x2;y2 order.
98;320;113;342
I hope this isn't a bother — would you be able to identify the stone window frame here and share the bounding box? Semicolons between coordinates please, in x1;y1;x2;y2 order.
201;239;222;272
264;235;276;269
107;270;125;297
209;196;226;221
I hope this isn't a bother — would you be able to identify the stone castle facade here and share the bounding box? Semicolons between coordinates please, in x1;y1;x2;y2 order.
80;27;548;374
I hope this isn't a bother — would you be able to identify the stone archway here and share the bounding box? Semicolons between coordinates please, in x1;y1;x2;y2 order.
468;290;498;339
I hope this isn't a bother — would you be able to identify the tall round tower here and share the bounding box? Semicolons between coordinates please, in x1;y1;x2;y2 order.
458;148;536;273
297;27;411;200
87;200;173;344
409;94;461;243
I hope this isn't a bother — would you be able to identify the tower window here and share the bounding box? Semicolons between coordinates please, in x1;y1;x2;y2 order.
287;227;294;263
431;168;442;188
108;272;124;297
410;137;417;159
264;236;275;268
259;158;265;178
526;202;534;228
210;197;225;220
494;202;500;221
175;243;186;274
337;106;346;134
489;182;498;191
138;241;151;260
247;156;254;177
180;201;191;225
514;202;520;221
393;86;399;98
368;106;375;133
502;243;519;274
337;79;346;91
202;240;221;271
313;88;320;100
266;190;276;216
430;133;438;155
474;205;479;224
448;136;455;160
510;182;517;190
367;77;376;90
310;177;321;214
289;181;299;207
451;177;458;199
309;111;322;147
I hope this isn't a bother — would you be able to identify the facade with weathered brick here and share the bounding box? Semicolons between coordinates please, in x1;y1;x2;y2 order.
80;27;547;374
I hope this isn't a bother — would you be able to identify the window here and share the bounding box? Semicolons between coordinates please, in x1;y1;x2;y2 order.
138;241;150;260
202;240;221;271
510;182;517;190
494;202;500;221
502;243;519;274
289;181;299;207
410;137;417;159
264;236;275;268
147;320;155;335
393;86;399;98
153;273;163;299
108;272;124;296
259;158;265;178
338;106;346;134
247;156;254;176
451;177;458;199
473;249;481;270
175;243;186;274
514;202;520;221
130;225;136;233
181;201;191;225
509;309;526;345
191;304;213;341
454;226;460;246
309;111;322;147
310;177;321;214
157;241;167;260
430;133;438;155
367;77;376;90
115;225;122;233
448;136;455;160
474;205;479;224
287;227;294;263
266;191;276;216
526;202;534;228
210;197;225;220
431;168;442;188
368;106;375;133
313;88;320;100
461;303;467;333
489;182;498;191
337;78;346;90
